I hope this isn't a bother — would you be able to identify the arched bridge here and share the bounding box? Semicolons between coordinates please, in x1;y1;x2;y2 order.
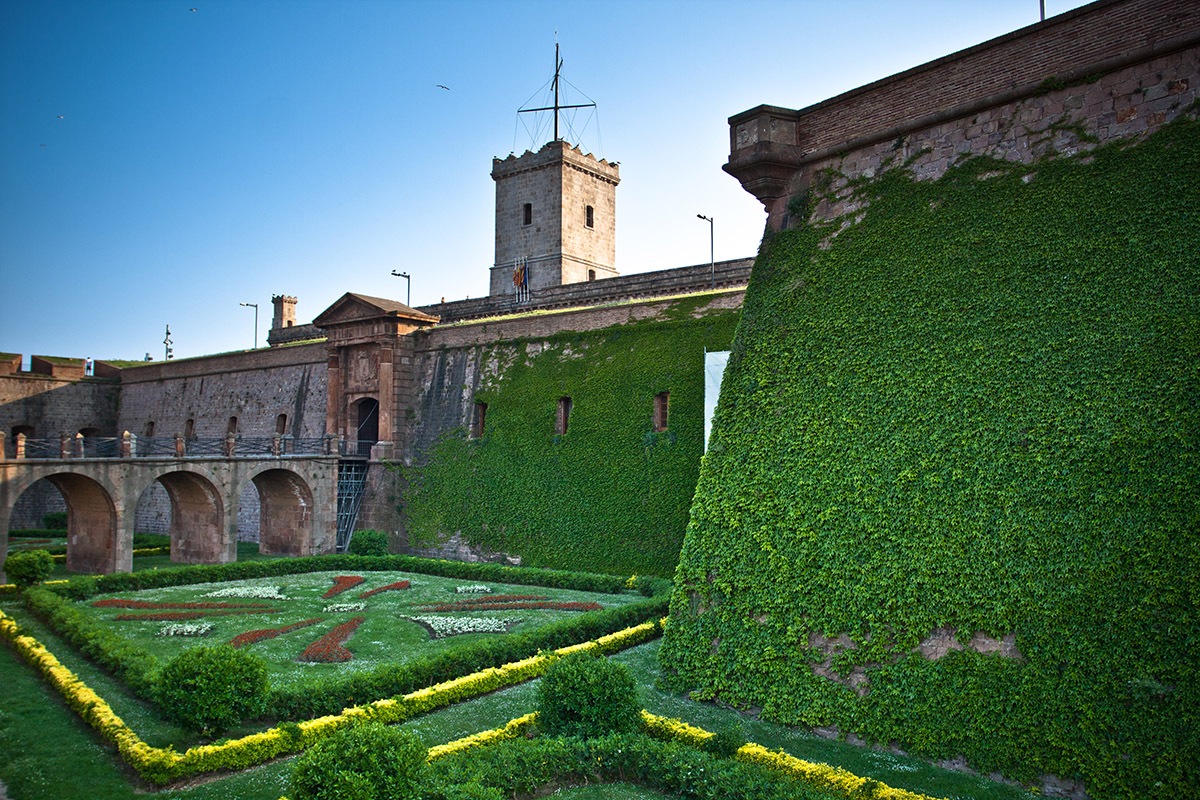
1;441;345;582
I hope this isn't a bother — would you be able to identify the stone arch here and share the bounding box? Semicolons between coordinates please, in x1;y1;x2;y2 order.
41;473;118;574
250;468;314;556
154;470;227;564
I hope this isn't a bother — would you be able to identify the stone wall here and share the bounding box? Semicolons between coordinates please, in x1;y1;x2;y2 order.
724;0;1200;229
423;258;753;324
116;342;328;440
0;371;120;443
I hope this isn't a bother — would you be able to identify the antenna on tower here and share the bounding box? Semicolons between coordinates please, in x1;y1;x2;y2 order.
518;41;596;143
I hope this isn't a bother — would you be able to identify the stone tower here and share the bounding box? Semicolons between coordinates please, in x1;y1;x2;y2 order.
272;295;297;330
490;141;620;296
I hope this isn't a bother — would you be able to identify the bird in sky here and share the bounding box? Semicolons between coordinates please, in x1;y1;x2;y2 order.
190;7;197;11
436;84;450;91
56;115;64;119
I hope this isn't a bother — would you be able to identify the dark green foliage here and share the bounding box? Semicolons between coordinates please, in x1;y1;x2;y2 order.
290;722;426;800
425;733;825;799
661;116;1200;798
702;723;746;758
537;651;640;738
42;512;68;530
157;646;269;735
347;529;390;556
3;550;54;589
399;302;739;577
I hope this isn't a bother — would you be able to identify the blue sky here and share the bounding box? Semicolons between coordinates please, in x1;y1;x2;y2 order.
1;0;1092;362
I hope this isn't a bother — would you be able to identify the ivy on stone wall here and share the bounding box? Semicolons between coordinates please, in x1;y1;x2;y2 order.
660;115;1200;799
399;300;740;577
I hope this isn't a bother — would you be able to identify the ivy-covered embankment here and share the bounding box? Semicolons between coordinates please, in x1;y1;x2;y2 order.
660;115;1199;799
401;299;740;577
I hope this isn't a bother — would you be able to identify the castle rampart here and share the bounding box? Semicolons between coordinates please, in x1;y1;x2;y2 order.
725;0;1200;228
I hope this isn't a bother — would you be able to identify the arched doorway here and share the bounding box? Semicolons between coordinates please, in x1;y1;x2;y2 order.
353;397;379;457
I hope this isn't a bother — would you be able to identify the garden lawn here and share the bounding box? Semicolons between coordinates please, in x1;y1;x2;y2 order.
74;571;642;688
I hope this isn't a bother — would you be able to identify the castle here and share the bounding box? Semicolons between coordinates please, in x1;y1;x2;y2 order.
3;1;1197;793
0;121;753;563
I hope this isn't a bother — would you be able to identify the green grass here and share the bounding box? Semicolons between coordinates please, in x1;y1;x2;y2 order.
79;571;640;689
551;785;678;800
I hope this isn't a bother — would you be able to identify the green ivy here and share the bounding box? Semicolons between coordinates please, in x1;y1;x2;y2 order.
661;115;1200;799
399;302;740;576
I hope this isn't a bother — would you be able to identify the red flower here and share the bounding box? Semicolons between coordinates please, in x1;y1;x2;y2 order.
93;599;273;609
297;617;367;663
113;609;276;621
231;618;323;648
414;600;602;613
321;576;366;599
358;580;411;599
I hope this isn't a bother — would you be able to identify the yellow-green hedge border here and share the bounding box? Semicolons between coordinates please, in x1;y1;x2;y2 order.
0;607;661;785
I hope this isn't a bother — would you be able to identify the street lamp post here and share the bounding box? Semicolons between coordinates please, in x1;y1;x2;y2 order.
239;302;258;349
391;270;411;306
697;214;714;290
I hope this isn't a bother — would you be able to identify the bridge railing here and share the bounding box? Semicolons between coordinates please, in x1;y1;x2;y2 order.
1;432;343;461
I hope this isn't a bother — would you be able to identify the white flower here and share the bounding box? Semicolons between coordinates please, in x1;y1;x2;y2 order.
323;603;366;613
408;615;515;637
203;585;289;600
157;622;213;637
454;584;492;594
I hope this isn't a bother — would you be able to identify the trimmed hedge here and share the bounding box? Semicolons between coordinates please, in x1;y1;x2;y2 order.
0;605;661;785
537;650;640;738
399;299;740;577
424;732;831;800
660;113;1200;799
158;645;269;735
2;550;54;589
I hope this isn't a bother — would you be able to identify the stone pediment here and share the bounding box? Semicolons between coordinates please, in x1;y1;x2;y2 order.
314;292;439;329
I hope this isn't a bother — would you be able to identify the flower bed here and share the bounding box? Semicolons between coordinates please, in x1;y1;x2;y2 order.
320;575;365;599
322;602;365;613
454;584;492;594
417;600;602;613
203;585;290;600
297;617;366;663
230;618;322;649
114;609;276;621
407;615;520;639
448;594;548;604
92;599;273;610
157;623;213;637
358;580;411;598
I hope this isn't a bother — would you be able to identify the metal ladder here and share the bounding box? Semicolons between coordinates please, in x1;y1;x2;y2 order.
335;460;370;552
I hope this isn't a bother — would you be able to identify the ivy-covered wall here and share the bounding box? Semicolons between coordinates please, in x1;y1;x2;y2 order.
399;297;740;577
660;116;1199;799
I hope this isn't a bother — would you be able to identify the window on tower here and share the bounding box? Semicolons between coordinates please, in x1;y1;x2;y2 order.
557;396;572;435
586;205;594;228
654;392;670;432
523;203;532;225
